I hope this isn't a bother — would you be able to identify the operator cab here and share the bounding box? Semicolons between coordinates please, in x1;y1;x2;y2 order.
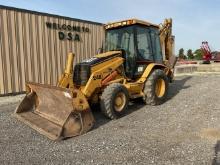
104;19;163;79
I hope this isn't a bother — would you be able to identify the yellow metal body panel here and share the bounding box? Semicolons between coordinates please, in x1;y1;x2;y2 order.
124;82;144;96
57;53;75;88
137;63;166;83
95;51;121;58
55;52;169;100
124;63;167;97
82;56;124;98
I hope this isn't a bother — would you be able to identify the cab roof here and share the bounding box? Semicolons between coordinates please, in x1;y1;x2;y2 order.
105;18;159;30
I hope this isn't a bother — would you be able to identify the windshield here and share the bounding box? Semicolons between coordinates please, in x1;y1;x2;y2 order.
104;26;134;53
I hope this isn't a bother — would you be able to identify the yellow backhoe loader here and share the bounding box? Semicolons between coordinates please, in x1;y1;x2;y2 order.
15;18;176;140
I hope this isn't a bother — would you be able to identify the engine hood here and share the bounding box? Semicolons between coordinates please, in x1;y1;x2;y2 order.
95;50;122;58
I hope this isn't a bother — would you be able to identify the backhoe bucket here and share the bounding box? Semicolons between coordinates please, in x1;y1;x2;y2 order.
14;82;95;140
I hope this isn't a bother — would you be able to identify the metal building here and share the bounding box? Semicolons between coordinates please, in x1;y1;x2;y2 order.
0;5;105;95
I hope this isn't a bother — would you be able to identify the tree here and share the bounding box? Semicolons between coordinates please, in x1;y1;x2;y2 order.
194;49;203;60
187;49;194;59
178;48;186;59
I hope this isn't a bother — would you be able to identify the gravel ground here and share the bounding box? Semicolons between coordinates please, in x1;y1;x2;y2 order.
1;75;220;164
0;94;24;107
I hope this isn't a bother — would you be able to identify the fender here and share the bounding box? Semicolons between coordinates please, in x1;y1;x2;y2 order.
137;63;168;83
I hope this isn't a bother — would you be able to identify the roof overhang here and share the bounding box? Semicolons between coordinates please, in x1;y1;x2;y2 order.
105;18;159;30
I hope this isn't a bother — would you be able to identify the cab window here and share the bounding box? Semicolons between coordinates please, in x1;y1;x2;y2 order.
136;27;153;61
150;27;163;63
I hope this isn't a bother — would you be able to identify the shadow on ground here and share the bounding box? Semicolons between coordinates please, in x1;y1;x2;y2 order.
92;76;192;130
167;76;192;100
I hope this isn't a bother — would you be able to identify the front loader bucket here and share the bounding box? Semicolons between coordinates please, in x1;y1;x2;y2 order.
14;82;95;140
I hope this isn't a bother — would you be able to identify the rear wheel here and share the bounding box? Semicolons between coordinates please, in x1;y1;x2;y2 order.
143;69;169;105
100;83;129;119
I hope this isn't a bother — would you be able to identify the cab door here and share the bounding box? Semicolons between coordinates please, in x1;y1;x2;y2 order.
133;26;163;78
149;27;163;63
133;26;153;78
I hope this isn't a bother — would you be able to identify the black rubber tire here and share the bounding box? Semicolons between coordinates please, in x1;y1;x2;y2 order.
143;69;169;105
100;83;129;119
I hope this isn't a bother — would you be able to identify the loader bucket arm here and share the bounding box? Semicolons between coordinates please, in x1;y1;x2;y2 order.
14;83;95;140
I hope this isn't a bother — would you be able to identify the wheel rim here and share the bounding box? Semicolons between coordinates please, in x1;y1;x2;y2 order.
155;78;166;98
114;92;126;112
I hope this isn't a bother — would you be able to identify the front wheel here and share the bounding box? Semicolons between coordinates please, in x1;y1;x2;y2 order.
100;83;129;119
143;69;169;105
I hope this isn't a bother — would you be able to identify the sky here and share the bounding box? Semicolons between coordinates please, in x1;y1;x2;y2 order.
0;0;220;54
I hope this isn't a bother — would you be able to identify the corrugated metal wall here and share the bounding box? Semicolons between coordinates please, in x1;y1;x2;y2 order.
0;6;105;95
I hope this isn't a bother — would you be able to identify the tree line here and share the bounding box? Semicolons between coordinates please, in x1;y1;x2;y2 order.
178;48;203;60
